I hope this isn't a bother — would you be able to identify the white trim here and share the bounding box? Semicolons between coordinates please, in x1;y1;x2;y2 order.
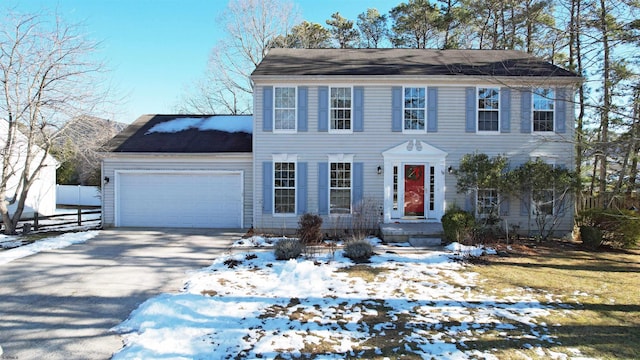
272;154;298;162
114;170;244;228
532;87;555;133
328;159;353;216
382;140;447;223
328;85;353;134
272;158;297;216
273;85;297;133
476;86;500;134
327;153;354;162
402;86;427;133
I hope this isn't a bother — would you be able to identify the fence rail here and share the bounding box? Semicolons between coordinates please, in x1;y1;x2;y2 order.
18;207;101;233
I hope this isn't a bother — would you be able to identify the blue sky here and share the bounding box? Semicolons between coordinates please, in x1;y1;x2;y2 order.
6;0;395;123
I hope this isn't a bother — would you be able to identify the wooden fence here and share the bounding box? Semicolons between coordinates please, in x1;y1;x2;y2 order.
18;207;101;233
577;193;639;211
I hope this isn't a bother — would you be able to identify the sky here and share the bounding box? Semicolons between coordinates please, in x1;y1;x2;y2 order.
5;0;395;123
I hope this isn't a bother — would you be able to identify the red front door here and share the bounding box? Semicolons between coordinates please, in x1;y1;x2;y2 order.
404;165;425;217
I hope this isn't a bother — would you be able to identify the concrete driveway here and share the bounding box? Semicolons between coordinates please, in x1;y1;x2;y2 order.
0;228;241;360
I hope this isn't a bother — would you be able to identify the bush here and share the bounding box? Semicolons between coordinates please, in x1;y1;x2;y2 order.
343;239;374;262
297;213;323;245
274;238;303;260
579;225;603;250
441;207;476;244
578;208;640;249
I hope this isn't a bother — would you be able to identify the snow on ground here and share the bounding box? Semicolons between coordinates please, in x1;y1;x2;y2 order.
0;231;99;265
111;238;575;360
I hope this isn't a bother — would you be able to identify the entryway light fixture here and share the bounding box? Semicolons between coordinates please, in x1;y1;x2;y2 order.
377;166;382;175
103;176;110;184
447;166;454;174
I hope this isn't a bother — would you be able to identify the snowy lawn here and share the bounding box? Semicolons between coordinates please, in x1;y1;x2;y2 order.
110;239;597;360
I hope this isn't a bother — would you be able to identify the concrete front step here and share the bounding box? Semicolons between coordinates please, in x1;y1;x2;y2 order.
408;237;443;247
380;222;444;243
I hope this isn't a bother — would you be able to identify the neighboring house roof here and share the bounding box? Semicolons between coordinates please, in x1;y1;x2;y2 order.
252;48;579;78
101;114;252;153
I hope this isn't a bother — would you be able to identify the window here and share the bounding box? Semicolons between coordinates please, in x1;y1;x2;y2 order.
532;189;554;216
477;189;499;217
330;87;351;131
274;87;296;131
404;87;425;131
533;88;554;132
477;87;499;131
274;162;295;214
330;162;351;214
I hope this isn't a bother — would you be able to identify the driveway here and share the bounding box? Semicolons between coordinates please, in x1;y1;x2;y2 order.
0;228;240;360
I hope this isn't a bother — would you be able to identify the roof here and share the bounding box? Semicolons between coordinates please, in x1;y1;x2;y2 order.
252;48;579;78
101;114;252;153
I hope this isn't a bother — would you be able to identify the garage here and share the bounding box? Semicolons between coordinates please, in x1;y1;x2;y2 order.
116;171;243;228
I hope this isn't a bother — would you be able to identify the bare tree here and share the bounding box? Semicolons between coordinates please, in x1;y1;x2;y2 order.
178;0;299;114
0;10;106;234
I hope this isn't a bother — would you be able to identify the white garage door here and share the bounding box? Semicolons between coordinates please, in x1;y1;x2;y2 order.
117;171;242;228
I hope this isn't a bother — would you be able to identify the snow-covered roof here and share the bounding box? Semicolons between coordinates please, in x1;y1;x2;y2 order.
101;114;253;153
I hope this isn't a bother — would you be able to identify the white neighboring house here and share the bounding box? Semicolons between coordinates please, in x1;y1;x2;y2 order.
0;120;58;218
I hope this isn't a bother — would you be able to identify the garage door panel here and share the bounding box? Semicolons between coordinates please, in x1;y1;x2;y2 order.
117;172;242;228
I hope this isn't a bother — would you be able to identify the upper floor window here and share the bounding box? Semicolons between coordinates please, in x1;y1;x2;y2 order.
274;161;295;214
274;87;296;131
478;87;499;132
330;87;351;131
330;162;351;214
404;87;426;131
533;88;554;132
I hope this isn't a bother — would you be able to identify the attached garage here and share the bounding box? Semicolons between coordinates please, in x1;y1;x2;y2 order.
116;171;243;228
101;114;253;229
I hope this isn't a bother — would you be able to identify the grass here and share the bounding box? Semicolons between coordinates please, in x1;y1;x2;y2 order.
471;240;640;359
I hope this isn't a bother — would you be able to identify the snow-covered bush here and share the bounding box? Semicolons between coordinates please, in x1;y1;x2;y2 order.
274;238;303;260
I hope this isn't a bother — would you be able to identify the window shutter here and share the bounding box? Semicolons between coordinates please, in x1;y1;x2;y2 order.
500;87;511;133
465;87;476;133
392;86;402;132
520;194;531;216
500;195;510;216
263;86;273;132
297;162;308;214
262;161;273;214
520;88;532;133
354;86;364;132
318;86;328;132
464;190;475;212
556;162;567;216
555;87;567;133
318;162;328;215
353;162;364;209
298;86;308;132
427;87;438;132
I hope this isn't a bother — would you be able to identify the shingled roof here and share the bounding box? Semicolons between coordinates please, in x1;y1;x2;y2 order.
252;48;578;78
101;114;252;153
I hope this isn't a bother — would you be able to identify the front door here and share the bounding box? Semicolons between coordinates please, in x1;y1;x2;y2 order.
404;164;425;217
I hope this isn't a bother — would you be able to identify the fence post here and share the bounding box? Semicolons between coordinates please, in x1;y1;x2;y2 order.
78;207;82;226
34;212;39;231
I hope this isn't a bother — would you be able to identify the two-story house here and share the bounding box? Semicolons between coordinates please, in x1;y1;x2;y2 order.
250;48;579;236
101;48;580;239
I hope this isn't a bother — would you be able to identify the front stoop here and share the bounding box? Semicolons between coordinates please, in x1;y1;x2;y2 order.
379;222;444;245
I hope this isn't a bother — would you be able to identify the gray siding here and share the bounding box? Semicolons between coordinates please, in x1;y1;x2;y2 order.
254;81;576;235
102;154;253;228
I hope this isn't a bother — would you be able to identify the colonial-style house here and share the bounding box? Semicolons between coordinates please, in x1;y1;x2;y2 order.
251;49;579;237
101;48;580;239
